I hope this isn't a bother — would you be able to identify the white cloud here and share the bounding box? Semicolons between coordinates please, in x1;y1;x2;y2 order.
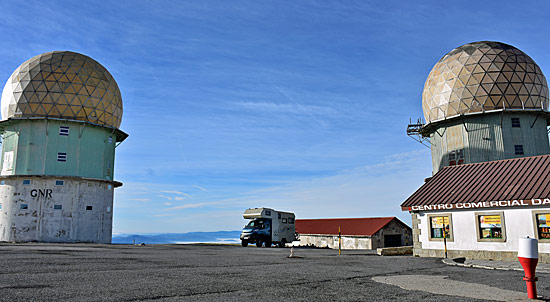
153;214;177;217
130;198;151;202
166;202;213;210
160;190;186;195
193;185;208;192
159;195;173;200
233;101;338;116
174;196;185;201
164;202;173;206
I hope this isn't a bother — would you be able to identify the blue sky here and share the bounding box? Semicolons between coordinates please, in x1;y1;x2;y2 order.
1;1;550;233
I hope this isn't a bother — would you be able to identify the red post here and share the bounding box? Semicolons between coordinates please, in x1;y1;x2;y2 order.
518;237;538;299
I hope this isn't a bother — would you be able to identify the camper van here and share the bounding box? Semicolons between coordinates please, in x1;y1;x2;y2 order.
240;207;296;247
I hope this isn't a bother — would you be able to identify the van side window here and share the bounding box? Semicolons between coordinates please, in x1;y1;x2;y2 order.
282;218;287;223
278;213;281;219
266;210;271;216
288;218;294;224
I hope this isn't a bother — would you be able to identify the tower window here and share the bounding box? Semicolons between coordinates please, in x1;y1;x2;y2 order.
108;136;113;144
22;179;31;185
57;152;67;162
515;145;524;155
511;118;521;128
59;126;70;136
54;205;62;210
20;204;28;210
449;149;465;166
86;206;93;211
55;180;64;186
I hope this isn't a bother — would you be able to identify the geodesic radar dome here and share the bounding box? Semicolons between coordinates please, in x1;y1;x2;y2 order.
422;41;549;124
1;51;123;128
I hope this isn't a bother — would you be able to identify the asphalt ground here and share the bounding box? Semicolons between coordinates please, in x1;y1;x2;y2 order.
0;243;548;301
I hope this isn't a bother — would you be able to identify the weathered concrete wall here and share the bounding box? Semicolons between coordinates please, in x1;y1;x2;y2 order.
0;176;114;243
298;234;372;249
377;246;413;256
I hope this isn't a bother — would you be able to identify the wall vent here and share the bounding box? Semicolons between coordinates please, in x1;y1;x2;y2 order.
59;126;69;136
57;152;67;162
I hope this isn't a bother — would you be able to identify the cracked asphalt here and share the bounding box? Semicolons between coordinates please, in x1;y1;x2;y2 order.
0;243;547;301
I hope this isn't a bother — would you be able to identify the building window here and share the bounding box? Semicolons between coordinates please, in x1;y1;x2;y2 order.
476;212;506;242
54;205;62;210
108;136;113;144
20;204;28;210
0;203;2;210
57;152;67;162
108;185;112;190
86;206;93;211
59;126;69;136
533;211;550;241
55;180;64;186
22;179;31;185
427;214;453;242
107;206;111;213
511;118;521;128
282;218;287;223
449;149;464;166
515;145;524;155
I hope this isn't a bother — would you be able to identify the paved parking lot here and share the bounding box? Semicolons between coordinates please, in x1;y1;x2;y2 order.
0;243;547;301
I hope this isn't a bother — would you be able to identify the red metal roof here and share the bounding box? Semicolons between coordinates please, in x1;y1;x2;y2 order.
401;154;550;211
295;217;405;236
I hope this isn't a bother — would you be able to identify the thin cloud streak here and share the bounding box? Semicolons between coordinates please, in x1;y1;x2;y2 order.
166;203;214;210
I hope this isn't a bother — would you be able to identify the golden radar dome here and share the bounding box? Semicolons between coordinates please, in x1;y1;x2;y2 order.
1;51;123;128
422;41;549;124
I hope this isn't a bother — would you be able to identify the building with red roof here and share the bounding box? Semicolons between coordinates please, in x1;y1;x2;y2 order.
296;217;412;249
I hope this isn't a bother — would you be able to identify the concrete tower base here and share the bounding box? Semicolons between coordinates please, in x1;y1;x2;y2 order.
0;176;119;243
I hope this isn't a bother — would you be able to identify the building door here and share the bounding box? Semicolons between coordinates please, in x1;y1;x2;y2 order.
384;234;402;247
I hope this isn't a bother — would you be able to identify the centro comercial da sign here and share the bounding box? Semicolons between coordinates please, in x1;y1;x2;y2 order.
403;198;550;212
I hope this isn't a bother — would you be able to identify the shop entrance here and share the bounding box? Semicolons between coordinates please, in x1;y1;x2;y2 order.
384;234;402;247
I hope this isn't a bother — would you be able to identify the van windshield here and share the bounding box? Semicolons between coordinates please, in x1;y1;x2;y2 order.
246;220;266;229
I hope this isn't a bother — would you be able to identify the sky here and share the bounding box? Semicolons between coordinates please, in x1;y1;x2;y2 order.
1;1;550;233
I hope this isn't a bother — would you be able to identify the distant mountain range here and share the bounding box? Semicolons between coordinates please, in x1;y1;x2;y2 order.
112;231;241;245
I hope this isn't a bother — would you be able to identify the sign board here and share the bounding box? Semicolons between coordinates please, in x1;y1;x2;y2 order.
403;198;550;212
479;215;501;228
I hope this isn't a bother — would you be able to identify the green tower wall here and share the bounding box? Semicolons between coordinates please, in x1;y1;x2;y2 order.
429;112;550;173
0;119;117;180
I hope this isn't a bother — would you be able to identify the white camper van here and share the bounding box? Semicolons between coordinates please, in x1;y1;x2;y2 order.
240;207;296;247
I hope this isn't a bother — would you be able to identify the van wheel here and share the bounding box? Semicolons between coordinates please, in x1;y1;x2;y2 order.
241;240;248;247
256;240;263;247
265;240;272;248
278;239;286;248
